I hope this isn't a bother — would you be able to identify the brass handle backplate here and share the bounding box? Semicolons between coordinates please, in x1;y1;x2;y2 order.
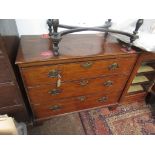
108;63;119;70
77;96;86;102
48;89;62;95
48;69;60;78
98;96;108;103
81;62;93;69
49;105;62;111
79;80;89;86
104;80;113;87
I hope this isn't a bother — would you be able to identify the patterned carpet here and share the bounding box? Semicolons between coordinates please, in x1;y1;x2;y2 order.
79;102;155;135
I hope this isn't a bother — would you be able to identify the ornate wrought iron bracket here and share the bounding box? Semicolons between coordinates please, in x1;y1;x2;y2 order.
47;19;143;56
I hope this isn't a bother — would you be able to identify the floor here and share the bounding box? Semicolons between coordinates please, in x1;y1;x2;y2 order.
28;113;85;135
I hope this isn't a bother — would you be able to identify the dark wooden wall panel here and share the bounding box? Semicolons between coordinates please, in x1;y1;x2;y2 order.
0;19;29;122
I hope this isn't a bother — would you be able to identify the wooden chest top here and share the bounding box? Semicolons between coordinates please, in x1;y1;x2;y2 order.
16;34;137;67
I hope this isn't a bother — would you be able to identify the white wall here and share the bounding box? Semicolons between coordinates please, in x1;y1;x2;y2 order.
15;19;130;36
16;19;48;35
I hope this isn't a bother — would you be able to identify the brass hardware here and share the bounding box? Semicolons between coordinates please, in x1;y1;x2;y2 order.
77;96;86;102
48;69;60;78
108;63;119;70
48;89;62;95
104;80;113;87
79;80;89;86
81;62;93;69
49;105;62;111
98;96;108;103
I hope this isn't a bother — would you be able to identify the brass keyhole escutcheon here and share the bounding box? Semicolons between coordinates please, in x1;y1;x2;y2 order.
81;61;93;69
79;80;89;86
49;105;62;111
98;96;108;103
104;80;113;87
108;63;119;70
48;69;60;78
77;96;86;102
48;89;62;95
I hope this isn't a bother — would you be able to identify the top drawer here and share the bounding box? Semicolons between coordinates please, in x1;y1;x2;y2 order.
21;57;137;87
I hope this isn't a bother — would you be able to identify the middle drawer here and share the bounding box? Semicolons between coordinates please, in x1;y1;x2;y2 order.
28;74;128;105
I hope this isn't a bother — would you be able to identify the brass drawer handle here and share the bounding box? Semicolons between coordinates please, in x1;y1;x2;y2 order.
77;96;86;102
98;96;108;103
48;89;62;95
79;80;89;86
48;69;60;78
49;105;62;111
108;63;119;70
104;80;113;87
81;62;93;69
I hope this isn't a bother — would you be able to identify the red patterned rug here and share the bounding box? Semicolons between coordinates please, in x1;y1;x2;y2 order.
79;102;155;135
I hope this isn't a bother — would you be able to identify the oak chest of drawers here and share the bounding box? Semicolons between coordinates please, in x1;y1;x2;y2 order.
16;34;138;122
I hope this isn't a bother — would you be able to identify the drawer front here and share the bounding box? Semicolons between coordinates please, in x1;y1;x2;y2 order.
21;57;136;87
0;83;21;108
0;56;12;83
32;92;120;119
28;75;128;104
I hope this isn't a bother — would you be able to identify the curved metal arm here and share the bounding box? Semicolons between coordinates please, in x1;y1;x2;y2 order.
60;27;135;38
59;24;111;29
47;19;143;56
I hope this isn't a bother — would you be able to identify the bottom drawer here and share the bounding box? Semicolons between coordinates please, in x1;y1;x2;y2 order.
32;92;120;120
